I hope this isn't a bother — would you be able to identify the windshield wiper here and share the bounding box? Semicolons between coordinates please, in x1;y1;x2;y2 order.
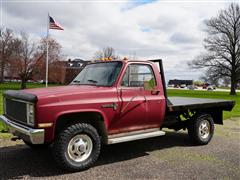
87;79;98;84
72;80;81;84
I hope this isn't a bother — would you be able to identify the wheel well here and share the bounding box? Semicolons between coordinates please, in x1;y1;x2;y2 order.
195;109;223;125
210;110;223;125
55;112;108;144
163;108;223;130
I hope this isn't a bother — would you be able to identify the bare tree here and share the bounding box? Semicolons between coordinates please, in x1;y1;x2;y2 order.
189;3;240;95
0;28;14;82
38;37;62;62
34;37;63;82
10;33;36;89
200;72;220;87
94;47;119;60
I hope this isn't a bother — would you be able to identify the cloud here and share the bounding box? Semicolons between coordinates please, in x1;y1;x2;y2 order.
170;32;198;44
1;0;232;81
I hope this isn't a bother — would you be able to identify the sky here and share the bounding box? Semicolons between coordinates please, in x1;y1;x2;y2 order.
1;0;239;82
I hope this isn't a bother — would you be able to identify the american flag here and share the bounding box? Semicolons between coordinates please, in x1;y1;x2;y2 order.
49;16;64;30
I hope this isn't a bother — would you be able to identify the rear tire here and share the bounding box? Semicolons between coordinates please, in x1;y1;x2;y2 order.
52;123;101;172
188;114;214;145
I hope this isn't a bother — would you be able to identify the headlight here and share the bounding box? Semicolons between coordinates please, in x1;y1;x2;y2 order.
29;104;34;114
27;103;35;126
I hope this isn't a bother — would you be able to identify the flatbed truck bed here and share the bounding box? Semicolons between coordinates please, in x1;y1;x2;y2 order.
167;97;235;112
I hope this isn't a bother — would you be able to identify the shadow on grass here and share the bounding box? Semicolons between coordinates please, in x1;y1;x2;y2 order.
0;131;191;179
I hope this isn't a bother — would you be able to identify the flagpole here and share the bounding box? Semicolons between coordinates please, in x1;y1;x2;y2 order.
46;12;49;87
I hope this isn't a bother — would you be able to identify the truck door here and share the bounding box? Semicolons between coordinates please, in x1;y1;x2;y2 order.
109;63;163;134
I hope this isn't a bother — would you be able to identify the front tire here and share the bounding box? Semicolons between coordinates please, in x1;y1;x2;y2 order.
188;114;214;145
52;123;101;172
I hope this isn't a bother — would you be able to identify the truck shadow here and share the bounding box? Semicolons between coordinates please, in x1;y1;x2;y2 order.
0;131;191;179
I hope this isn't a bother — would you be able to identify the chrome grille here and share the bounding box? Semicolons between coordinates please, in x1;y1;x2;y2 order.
5;98;28;124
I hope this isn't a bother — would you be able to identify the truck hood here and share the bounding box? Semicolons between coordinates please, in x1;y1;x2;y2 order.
23;85;113;99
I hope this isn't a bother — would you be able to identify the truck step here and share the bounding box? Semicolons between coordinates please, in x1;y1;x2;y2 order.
108;130;165;144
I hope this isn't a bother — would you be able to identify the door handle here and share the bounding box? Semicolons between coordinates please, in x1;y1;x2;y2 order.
151;90;160;95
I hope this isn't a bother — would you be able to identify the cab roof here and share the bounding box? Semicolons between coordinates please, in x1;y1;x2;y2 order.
89;59;155;65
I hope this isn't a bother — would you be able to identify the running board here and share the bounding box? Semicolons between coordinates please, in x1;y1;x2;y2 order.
108;130;165;144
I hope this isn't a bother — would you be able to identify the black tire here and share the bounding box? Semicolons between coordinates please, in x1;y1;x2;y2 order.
23;140;49;149
52;123;101;172
188;114;214;145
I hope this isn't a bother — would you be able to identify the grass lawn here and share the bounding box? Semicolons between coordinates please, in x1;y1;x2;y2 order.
0;83;239;131
0;82;49;90
167;89;239;120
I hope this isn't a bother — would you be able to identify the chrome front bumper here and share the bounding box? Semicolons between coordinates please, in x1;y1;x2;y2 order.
0;115;45;144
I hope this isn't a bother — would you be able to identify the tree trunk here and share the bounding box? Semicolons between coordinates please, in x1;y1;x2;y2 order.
0;62;4;83
21;78;26;89
230;74;236;95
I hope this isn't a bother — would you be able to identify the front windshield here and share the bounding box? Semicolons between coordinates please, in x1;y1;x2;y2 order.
71;62;122;86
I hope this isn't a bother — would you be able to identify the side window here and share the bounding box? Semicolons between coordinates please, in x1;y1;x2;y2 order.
121;67;129;87
121;64;156;87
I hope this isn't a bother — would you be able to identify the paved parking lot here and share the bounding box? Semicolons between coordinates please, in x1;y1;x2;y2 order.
0;119;239;180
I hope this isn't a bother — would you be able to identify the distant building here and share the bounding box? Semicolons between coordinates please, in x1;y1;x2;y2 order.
2;58;89;84
168;79;193;86
59;59;89;84
67;59;86;68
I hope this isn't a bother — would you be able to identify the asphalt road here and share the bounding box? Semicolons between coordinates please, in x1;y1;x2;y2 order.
0;119;239;180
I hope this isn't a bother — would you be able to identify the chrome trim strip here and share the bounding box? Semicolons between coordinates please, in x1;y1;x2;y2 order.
101;102;118;111
10;98;34;105
108;130;165;144
109;128;160;139
0;115;44;144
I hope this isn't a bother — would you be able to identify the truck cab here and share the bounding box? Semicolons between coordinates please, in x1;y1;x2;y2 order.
0;59;235;172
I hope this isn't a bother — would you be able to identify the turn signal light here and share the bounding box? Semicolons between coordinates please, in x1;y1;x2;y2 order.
100;57;113;61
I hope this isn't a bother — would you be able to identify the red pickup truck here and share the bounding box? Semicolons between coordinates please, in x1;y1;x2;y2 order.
0;59;235;171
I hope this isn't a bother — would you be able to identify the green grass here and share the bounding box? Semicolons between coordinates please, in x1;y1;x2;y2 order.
0;82;59;90
167;89;239;119
0;132;12;138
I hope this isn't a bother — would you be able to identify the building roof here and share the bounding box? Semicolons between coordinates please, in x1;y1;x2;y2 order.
67;58;87;68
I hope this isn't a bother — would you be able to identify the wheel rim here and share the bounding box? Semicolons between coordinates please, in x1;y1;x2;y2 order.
67;134;93;162
199;120;210;139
